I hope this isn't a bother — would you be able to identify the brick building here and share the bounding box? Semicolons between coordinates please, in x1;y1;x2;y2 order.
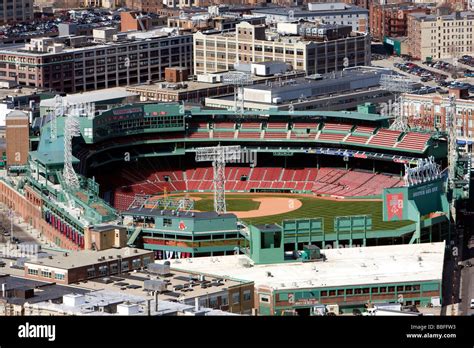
24;247;155;284
401;87;474;150
0;29;192;93
369;2;431;41
0;0;33;24
5;110;29;167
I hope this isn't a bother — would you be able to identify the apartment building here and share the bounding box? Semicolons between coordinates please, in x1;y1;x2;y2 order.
407;11;474;60
369;2;431;41
0;29;193;93
0;0;33;24
193;21;370;75
252;3;369;32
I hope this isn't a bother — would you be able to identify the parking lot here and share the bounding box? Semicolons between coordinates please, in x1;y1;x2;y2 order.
373;55;474;93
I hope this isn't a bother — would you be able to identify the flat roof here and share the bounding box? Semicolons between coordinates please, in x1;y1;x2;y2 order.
126;71;306;94
247;70;382;93
160;242;445;290
25;288;238;315
0;274;89;305
24;247;153;270
252;6;368;16
40;87;138;107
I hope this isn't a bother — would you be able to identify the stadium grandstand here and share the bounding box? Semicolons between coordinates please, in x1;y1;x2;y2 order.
2;101;470;259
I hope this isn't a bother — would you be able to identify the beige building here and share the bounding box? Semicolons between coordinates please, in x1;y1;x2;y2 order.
0;0;33;24
193;21;371;75
407;11;474;60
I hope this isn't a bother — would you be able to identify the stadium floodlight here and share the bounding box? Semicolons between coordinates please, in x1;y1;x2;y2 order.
446;95;458;186
379;74;415;93
222;71;253;116
195;145;241;214
50;94;63;142
63;114;81;190
403;156;441;187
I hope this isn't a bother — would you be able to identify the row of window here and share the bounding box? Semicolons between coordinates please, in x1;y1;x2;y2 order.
319;284;422;297
28;268;64;280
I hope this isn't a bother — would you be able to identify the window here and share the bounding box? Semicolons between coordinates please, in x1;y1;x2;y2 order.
388;286;395;293
163;218;172;227
243;290;252;302
354;288;362;294
143;257;152;266
121;261;129;272
337;289;344;296
221;295;228;306
397;286;404;292
110;263;118;274
55;273;65;280
232;292;240;304
28;268;38;276
98;265;108;276
362;288;370;294
329;290;336;297
321;290;328;297
380;287;387;293
87;267;96;278
371;287;379;294
132;258;141;269
259;294;270;303
209;296;218;308
41;270;52;278
346;289;353;295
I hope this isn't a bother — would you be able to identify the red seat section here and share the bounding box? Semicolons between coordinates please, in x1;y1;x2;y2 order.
395;132;431;152
368;129;402;148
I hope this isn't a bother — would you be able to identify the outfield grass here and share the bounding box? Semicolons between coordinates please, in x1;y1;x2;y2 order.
167;193;411;232
195;197;261;212
241;196;411;232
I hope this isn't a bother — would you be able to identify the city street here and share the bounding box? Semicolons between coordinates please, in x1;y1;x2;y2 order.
460;256;474;315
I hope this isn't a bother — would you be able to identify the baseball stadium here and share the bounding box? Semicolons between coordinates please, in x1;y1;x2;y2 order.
2;100;471;264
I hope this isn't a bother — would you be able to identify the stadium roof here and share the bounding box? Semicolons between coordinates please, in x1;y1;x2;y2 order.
161;242;445;290
190;108;393;122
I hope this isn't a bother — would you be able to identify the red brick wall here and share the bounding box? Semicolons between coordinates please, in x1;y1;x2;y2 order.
0;182;81;251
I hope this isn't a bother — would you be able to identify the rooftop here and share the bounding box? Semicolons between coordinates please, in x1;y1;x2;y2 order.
40;87;138;108
24;247;153;270
159;242;445;290
251;5;368;16
126;71;305;94
0;274;89;305
76;268;250;304
410;11;474;21
24;289;238;315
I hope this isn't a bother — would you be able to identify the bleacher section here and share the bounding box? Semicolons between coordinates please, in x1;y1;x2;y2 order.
110;162;404;210
395;132;431;152
368;129;402;148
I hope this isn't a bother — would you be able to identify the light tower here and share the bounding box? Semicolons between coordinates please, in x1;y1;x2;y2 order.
222;71;253;117
379;74;415;131
195;145;241;214
63;114;81;190
50;94;64;142
446;95;458;187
